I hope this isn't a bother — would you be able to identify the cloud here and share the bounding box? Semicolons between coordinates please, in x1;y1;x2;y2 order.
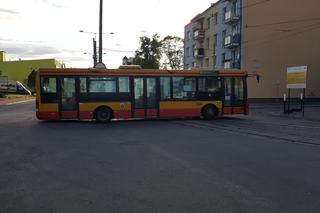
34;0;65;9
1;40;63;58
0;39;89;67
0;8;20;14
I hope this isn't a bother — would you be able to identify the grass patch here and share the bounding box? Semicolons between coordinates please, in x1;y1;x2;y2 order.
0;94;28;99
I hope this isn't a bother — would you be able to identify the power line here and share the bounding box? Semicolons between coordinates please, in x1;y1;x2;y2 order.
244;22;320;49
243;0;272;9
103;48;135;53
246;17;320;29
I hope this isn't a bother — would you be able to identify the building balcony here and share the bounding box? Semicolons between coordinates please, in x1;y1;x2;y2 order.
194;48;205;58
193;30;205;40
224;34;241;49
225;13;240;24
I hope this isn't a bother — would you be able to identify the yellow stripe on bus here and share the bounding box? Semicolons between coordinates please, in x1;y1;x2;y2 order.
160;101;222;110
79;102;131;111
39;104;59;112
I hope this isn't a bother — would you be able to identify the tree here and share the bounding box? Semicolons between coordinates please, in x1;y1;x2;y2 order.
133;34;162;69
160;36;184;70
27;69;37;91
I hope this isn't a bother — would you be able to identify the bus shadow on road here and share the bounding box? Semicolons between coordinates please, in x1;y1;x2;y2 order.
38;116;247;126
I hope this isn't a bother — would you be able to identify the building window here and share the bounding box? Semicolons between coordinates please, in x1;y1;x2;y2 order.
224;35;231;46
206;38;210;50
223;7;227;21
187;31;191;40
213;13;218;25
213;34;217;50
222;53;225;65
233;1;237;16
186;47;190;57
205;58;209;67
222;30;226;46
192;45;196;56
224;61;231;69
225;10;231;21
232;24;239;35
207;17;211;29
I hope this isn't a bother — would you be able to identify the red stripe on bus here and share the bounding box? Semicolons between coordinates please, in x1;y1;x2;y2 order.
114;110;131;119
36;112;59;120
135;109;145;118
79;111;94;120
61;111;77;119
147;109;157;117
223;107;245;115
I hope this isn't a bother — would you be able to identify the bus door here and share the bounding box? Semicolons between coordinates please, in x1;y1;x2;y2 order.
133;77;158;118
59;77;78;119
223;77;246;114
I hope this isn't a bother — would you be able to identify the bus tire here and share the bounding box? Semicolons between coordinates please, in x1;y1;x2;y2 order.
202;105;217;120
94;107;113;122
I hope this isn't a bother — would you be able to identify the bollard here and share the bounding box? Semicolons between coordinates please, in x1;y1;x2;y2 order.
283;94;287;114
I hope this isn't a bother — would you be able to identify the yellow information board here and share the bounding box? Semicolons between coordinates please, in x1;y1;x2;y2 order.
287;66;307;89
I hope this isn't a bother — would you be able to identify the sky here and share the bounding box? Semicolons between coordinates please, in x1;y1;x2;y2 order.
0;0;217;68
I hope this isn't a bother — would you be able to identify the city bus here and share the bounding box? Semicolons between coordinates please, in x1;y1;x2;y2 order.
35;66;249;122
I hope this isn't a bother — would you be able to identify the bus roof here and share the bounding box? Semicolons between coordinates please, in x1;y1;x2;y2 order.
38;68;248;77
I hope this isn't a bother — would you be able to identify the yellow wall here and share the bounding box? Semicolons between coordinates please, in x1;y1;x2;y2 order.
0;53;62;85
243;0;320;99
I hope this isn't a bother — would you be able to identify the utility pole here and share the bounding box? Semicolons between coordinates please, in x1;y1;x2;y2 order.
99;0;103;63
93;37;97;67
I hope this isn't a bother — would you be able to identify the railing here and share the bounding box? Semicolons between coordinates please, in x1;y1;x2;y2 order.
224;34;241;48
193;30;205;40
194;48;205;58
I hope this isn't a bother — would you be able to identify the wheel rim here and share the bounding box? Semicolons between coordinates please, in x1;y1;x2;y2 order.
97;109;110;121
204;106;215;120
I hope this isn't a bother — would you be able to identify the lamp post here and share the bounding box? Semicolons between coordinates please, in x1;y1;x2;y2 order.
79;30;114;67
99;0;103;64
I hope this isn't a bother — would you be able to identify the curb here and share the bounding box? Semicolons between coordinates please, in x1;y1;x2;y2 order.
0;98;35;106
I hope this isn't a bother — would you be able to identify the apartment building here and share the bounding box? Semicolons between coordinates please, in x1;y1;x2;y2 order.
184;0;242;70
184;0;320;99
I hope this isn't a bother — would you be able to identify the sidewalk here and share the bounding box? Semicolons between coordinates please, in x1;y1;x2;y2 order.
0;95;35;106
251;102;320;122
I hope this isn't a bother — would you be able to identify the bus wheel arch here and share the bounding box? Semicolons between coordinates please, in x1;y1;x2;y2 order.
201;104;218;120
94;106;113;122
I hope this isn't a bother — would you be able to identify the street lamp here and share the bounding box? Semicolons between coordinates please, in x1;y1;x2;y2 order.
79;30;114;67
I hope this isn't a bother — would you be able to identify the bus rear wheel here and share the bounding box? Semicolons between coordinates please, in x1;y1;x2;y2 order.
95;107;112;122
202;105;216;120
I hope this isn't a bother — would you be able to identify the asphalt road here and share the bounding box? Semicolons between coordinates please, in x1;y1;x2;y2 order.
1;102;320;213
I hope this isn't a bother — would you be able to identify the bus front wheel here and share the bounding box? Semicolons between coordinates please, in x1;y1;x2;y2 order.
95;107;113;122
202;105;216;120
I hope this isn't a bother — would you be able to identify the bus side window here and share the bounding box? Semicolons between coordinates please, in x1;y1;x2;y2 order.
40;76;57;103
234;78;244;105
119;77;129;93
80;77;87;93
160;77;171;100
198;77;221;99
41;77;57;93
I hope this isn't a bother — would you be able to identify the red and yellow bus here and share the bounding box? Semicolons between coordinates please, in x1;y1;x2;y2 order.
36;66;249;122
